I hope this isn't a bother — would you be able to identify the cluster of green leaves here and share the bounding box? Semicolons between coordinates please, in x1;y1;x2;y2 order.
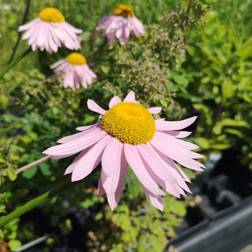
176;0;252;166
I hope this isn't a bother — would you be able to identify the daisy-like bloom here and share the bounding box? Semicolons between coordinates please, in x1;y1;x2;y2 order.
18;7;82;53
51;52;97;90
43;91;205;210
96;4;144;45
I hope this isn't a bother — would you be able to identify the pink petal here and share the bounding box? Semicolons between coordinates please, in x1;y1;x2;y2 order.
64;150;87;175
144;189;164;211
109;96;121;108
51;59;66;70
147;144;191;190
148;107;162;114
123;91;135;102
101;138;123;176
154;133;203;160
76;123;98;131
166;131;192;138
43;127;107;156
155;116;197;131
157;152;192;191
124;144;163;197
71;135;111;181
101;139;125;209
138;145;182;198
87;99;106;115
129;17;144;36
64;21;82;34
58;126;98;143
47;29;58;53
19;18;39;31
156;132;199;150
151;137;205;171
114;152;128;203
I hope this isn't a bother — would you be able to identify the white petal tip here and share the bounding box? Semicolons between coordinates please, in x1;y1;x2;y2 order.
71;175;81;182
124;91;136;102
191;116;198;122
108;201;118;211
42;150;49;155
87;99;93;107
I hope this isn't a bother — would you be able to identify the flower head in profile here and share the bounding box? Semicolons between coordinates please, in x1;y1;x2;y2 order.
43;91;205;210
96;4;144;45
19;7;82;53
51;52;96;90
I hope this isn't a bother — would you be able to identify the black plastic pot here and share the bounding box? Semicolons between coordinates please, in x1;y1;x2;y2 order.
167;195;252;252
167;149;252;252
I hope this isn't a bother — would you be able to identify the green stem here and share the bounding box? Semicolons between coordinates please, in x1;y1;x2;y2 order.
0;48;31;80
8;0;31;63
0;178;78;228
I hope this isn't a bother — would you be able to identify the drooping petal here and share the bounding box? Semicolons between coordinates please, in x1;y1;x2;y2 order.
129;16;144;36
138;145;182;198
151;137;205;171
124;144;163;197
115;152;128;203
101;138;123;176
87;99;106;115
101;139;125;209
144;189;164;211
71;135;112;181
157;151;192;187
97;15;144;45
147;144;191;190
19;18;39;31
154;133;203;159
19;17;82;53
64;150;87;175
52;60;96;90
156;131;199;150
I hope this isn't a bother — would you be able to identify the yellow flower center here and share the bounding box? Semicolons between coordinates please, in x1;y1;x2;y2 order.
66;53;87;65
39;7;65;23
101;102;155;145
113;4;134;17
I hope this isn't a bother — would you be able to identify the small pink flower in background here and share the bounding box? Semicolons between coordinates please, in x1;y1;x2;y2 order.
43;91;205;210
19;7;82;53
51;52;97;90
96;4;144;45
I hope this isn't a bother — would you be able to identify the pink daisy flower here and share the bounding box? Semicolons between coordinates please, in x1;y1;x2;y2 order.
18;7;82;53
96;4;144;45
51;52;97;90
43;91;205;210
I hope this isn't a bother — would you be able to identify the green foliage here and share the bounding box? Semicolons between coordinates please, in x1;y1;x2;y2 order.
177;2;252;164
0;0;251;251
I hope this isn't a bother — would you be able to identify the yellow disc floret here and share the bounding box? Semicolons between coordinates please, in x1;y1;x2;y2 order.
101;102;155;145
66;53;87;65
39;7;65;23
113;4;134;17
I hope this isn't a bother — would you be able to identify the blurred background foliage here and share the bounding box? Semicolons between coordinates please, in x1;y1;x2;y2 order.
0;0;251;251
